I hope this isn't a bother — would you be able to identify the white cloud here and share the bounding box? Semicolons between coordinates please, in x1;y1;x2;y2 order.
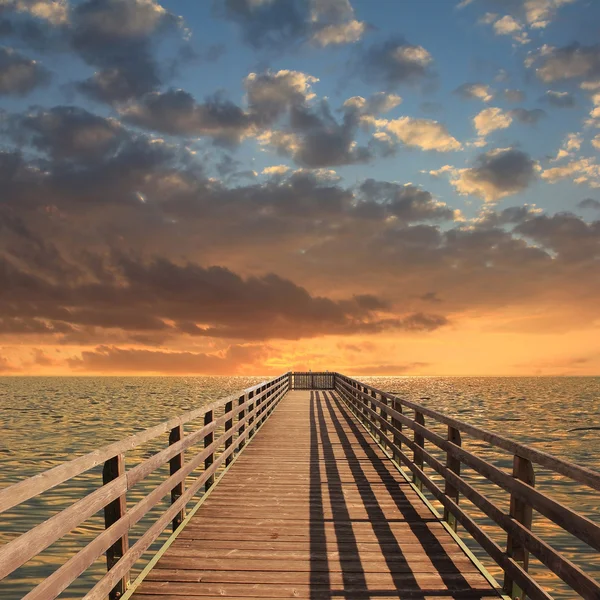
262;165;290;176
542;157;600;188
473;107;513;136
492;15;530;44
311;19;366;46
379;117;462;152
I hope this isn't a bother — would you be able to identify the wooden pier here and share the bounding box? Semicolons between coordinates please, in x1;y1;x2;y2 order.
1;372;600;600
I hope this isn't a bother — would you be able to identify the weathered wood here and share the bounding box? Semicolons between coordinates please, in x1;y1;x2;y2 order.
336;374;600;491
413;410;425;490
445;425;461;531
504;455;535;600
129;390;500;600
204;410;214;491
168;425;185;531
103;455;129;600
225;400;234;466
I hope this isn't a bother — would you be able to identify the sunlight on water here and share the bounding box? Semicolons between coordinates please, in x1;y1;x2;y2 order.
0;375;598;599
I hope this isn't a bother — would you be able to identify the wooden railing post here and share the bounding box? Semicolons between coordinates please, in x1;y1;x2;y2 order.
248;390;255;438
413;411;425;491
225;400;234;466
288;372;292;390
504;455;535;599
238;393;246;449
380;393;388;443
102;454;129;600
168;425;185;531
391;398;402;462
204;410;214;491
444;425;461;531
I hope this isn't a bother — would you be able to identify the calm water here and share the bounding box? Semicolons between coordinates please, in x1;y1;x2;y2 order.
0;376;599;599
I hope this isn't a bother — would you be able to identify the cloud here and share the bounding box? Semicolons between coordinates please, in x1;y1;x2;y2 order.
68;0;186;103
68;344;269;374
215;0;365;50
542;157;600;188
11;106;126;161
509;107;546;125
515;212;600;261
455;82;494;102
492;15;529;44
355;36;434;89
0;46;50;95
577;198;600;210
244;69;318;124
473;107;513;136
357;179;456;222
120;89;255;144
503;89;525;103
461;0;577;29
528;43;600;86
380;117;462;152
542;90;575;108
450;148;539;202
0;353;17;372
1;0;69;25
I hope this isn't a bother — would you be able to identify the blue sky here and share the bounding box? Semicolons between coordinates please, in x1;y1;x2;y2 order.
1;0;600;375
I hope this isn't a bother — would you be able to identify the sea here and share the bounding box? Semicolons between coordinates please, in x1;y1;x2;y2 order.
0;376;599;599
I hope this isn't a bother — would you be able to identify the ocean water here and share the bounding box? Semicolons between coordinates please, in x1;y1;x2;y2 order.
0;376;598;599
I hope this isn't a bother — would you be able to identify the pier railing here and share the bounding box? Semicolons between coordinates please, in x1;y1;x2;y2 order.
333;372;600;600
0;373;289;600
1;371;599;600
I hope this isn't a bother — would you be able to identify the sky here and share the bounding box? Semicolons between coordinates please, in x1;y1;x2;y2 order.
0;0;599;376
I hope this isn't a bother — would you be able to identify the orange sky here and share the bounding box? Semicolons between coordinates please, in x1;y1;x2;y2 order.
1;0;600;377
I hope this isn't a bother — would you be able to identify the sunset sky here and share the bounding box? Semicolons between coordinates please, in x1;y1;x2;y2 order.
1;0;599;376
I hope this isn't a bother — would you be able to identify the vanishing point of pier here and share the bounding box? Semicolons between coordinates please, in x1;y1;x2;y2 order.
1;372;600;599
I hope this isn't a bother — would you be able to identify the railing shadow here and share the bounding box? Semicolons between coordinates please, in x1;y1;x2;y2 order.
308;389;486;599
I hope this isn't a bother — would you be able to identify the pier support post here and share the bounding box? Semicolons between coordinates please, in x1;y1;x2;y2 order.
169;425;185;531
413;411;425;491
102;454;129;600
204;410;214;491
504;455;535;600
444;426;461;531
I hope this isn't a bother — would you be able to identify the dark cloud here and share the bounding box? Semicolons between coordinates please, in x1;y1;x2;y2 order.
354;36;434;89
476;205;541;227
578;198;600;210
0;250;411;341
503;89;525;103
1;0;189;104
452;148;538;202
530;43;600;84
0;46;50;95
542;90;576;108
10;106;126;161
454;82;493;102
515;213;600;262
509;108;546;125
215;0;365;51
357;179;455;222
120;89;255;144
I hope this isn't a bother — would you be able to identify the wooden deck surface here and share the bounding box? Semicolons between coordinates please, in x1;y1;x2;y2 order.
131;389;501;599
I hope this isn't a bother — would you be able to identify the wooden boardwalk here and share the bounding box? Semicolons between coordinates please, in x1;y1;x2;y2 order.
131;390;500;599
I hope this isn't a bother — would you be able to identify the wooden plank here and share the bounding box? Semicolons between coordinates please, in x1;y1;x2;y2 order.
130;390;499;600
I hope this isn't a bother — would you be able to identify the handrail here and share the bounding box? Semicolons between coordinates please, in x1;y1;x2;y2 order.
1;371;599;600
333;373;600;600
0;372;290;600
